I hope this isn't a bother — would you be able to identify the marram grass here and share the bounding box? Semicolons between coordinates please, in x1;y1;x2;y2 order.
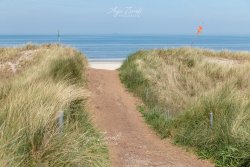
0;44;109;166
120;48;250;167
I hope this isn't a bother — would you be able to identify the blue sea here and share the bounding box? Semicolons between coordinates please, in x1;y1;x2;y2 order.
0;35;250;60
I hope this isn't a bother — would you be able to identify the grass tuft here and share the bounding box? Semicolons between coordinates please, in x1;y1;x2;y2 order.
0;44;109;166
120;47;250;167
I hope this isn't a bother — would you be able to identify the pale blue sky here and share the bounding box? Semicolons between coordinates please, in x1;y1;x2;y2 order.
0;0;249;35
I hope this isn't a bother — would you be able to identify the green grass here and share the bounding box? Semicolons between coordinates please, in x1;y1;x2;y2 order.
120;48;250;167
0;45;109;166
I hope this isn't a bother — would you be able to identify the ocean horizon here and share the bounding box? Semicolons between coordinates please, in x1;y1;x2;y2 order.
1;34;250;60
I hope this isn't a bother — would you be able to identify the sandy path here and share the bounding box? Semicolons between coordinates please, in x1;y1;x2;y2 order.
87;68;213;167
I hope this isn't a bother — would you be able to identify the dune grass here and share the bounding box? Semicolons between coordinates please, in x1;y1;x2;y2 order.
0;44;109;166
120;48;250;167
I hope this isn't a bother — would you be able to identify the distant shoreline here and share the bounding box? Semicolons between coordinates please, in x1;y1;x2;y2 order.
88;58;125;62
1;35;250;60
89;61;123;70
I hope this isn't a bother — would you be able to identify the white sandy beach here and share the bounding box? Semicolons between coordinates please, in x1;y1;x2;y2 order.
89;61;123;70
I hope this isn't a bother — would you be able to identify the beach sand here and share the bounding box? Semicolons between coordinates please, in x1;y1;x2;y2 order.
89;61;123;70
